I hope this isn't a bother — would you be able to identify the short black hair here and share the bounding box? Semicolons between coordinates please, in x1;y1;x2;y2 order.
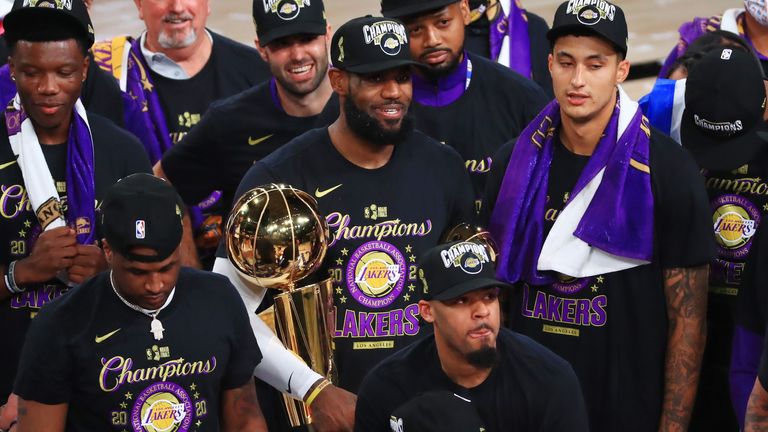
5;15;89;57
549;28;626;61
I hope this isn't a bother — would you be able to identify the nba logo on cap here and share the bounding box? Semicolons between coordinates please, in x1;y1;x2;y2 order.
135;220;145;239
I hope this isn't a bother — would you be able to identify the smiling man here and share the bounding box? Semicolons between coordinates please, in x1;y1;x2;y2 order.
156;0;338;241
216;15;474;410
355;241;588;432
92;0;271;268
484;1;714;431
12;173;265;432
0;0;151;425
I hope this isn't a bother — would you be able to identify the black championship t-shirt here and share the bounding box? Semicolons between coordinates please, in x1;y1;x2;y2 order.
150;32;271;146
484;130;715;432
690;158;768;430
355;328;589;432
14;269;261;432
0;113;152;400
161;80;340;210
227;128;475;393
412;53;547;213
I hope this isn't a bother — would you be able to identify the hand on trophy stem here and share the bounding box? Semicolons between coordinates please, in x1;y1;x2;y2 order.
310;383;356;432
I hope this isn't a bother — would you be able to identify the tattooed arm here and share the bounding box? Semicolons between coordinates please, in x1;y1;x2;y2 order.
746;378;768;431
658;265;708;432
220;379;267;432
16;398;67;432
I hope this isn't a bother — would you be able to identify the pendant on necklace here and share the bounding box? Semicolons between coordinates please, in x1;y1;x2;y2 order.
150;316;165;341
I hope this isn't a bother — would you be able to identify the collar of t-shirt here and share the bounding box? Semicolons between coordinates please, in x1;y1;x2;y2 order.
139;30;214;80
412;51;470;107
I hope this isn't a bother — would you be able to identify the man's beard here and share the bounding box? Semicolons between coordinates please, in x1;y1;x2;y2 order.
158;15;198;49
344;97;414;147
418;47;463;79
274;56;328;97
466;346;498;369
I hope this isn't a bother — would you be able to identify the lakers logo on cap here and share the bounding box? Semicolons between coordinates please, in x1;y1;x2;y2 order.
264;0;310;21
362;20;408;56
566;0;616;24
23;0;72;10
440;242;491;275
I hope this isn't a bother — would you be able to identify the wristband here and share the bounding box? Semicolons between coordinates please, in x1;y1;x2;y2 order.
5;261;22;294
304;379;331;406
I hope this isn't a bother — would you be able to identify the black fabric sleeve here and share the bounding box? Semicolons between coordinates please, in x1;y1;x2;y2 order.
220;275;262;389
81;56;126;128
651;133;716;268
13;306;73;404
539;362;590;432
161;104;225;205
737;221;768;332
447;149;477;227
480;139;515;226
354;369;401;432
215;161;280;259
526;12;553;99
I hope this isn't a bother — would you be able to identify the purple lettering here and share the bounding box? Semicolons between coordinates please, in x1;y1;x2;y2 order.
562;299;576;324
532;291;547;319
359;312;375;337
389;309;403;336
341;310;358;337
521;285;534;317
403;304;419;335
546;295;563;322
575;299;590;325
376;312;388;336
591;296;607;326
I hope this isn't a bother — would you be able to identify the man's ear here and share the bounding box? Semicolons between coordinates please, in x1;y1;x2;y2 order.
102;239;114;266
328;68;348;96
419;300;435;324
616;58;630;84
254;37;269;62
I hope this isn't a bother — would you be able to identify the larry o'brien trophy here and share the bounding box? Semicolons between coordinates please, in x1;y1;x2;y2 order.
225;184;334;429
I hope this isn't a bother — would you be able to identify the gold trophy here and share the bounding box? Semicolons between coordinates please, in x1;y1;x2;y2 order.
225;184;335;428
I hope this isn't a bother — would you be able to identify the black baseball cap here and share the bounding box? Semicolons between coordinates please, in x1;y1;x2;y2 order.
4;0;94;49
390;391;486;432
418;241;511;301
380;0;458;19
101;174;184;263
681;48;768;171
252;0;326;47
331;15;419;74
547;0;628;56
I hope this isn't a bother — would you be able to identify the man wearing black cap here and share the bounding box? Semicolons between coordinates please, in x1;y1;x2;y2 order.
11;173;266;432
484;1;714;431
355;241;589;432
380;0;547;214
155;0;337;263
676;48;768;431
220;14;474;408
0;0;152;423
92;0;271;268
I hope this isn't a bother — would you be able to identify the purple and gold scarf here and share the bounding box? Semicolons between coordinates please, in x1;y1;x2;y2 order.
4;95;95;244
489;0;532;79
489;87;653;284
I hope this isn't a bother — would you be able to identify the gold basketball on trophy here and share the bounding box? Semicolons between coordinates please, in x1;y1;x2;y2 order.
225;183;335;429
226;183;328;290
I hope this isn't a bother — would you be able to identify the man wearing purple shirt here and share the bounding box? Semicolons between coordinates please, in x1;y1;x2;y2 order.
380;0;548;215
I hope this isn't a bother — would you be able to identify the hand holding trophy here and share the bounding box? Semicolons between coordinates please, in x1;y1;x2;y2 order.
225;183;335;429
